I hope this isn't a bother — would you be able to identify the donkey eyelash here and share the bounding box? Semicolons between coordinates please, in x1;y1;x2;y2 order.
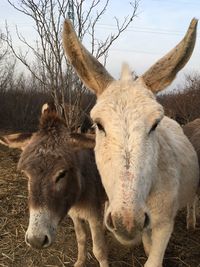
55;170;67;183
149;119;161;134
97;123;105;132
92;122;106;133
92;123;97;129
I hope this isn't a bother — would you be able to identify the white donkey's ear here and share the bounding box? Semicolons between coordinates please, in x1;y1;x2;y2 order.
142;18;198;93
0;132;33;151
62;19;114;96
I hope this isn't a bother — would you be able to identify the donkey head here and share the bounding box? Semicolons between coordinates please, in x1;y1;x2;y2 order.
62;18;198;244
0;103;95;249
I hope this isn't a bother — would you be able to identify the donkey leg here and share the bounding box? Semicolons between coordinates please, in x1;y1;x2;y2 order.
187;196;197;230
71;217;87;267
144;222;173;267
142;228;152;256
88;217;109;267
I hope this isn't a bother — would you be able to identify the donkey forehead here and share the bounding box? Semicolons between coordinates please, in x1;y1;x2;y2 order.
91;78;163;122
18;140;73;172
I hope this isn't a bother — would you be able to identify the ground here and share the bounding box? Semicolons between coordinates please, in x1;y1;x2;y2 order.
0;144;200;267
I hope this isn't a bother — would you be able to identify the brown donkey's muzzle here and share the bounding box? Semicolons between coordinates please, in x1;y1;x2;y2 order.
25;231;52;249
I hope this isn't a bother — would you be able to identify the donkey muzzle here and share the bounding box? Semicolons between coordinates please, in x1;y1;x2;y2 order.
25;231;52;249
104;202;150;244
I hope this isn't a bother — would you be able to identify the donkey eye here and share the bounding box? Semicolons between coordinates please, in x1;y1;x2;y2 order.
55;170;67;183
93;121;105;133
149;119;160;134
96;122;105;132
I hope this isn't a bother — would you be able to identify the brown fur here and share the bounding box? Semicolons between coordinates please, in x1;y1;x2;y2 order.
183;118;200;167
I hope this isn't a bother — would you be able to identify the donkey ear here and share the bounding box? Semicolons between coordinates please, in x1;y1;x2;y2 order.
142;18;198;93
0;132;33;151
41;102;57;114
62;19;114;96
69;133;95;149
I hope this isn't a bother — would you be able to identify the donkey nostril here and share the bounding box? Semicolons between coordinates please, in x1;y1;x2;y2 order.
42;235;50;247
144;213;150;228
106;212;115;230
25;231;51;249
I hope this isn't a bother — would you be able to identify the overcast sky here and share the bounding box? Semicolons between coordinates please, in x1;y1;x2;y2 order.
0;0;199;91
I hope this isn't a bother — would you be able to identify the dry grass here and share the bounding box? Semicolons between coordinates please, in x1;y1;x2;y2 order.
0;144;200;267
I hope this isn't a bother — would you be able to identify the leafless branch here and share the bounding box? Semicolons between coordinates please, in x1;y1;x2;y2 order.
4;0;139;131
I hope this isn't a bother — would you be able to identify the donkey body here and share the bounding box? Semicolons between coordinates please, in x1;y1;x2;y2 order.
183;118;200;228
0;106;108;267
183;118;200;168
62;18;199;267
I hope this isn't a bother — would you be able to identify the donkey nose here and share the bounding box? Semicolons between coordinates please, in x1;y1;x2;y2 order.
105;210;149;238
105;211;135;239
25;232;51;249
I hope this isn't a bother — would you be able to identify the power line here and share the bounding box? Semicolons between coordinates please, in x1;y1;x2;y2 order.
95;24;200;38
1;20;199;37
2;23;198;37
97;23;186;34
96;26;183;36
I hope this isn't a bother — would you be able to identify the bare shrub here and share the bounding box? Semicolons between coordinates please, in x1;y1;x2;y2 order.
4;0;139;132
158;73;200;125
0;89;51;132
0;72;95;132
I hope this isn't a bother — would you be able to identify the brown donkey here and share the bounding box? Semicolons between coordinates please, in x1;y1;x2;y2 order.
183;118;200;168
183;119;200;228
0;104;108;267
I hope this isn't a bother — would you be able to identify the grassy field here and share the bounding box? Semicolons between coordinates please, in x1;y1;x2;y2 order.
0;143;200;267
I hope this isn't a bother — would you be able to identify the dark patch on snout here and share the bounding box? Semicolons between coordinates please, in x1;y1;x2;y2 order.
111;216;137;241
144;213;150;228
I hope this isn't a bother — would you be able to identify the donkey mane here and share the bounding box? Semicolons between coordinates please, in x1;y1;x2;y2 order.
39;111;67;134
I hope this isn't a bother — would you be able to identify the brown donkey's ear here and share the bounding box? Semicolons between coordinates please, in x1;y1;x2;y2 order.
62;19;114;96
0;132;33;151
142;18;198;93
41;102;57;114
69;133;95;149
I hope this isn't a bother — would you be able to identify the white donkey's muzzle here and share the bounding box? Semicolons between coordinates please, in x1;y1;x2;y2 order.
104;201;150;245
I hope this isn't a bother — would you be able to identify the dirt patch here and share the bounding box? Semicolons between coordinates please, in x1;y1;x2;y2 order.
0;144;200;267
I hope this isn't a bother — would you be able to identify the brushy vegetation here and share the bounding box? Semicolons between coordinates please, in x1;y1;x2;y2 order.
1;71;200;132
0;72;96;132
158;73;200;125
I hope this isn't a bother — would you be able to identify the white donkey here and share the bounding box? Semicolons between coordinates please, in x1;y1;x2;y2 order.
62;18;199;267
